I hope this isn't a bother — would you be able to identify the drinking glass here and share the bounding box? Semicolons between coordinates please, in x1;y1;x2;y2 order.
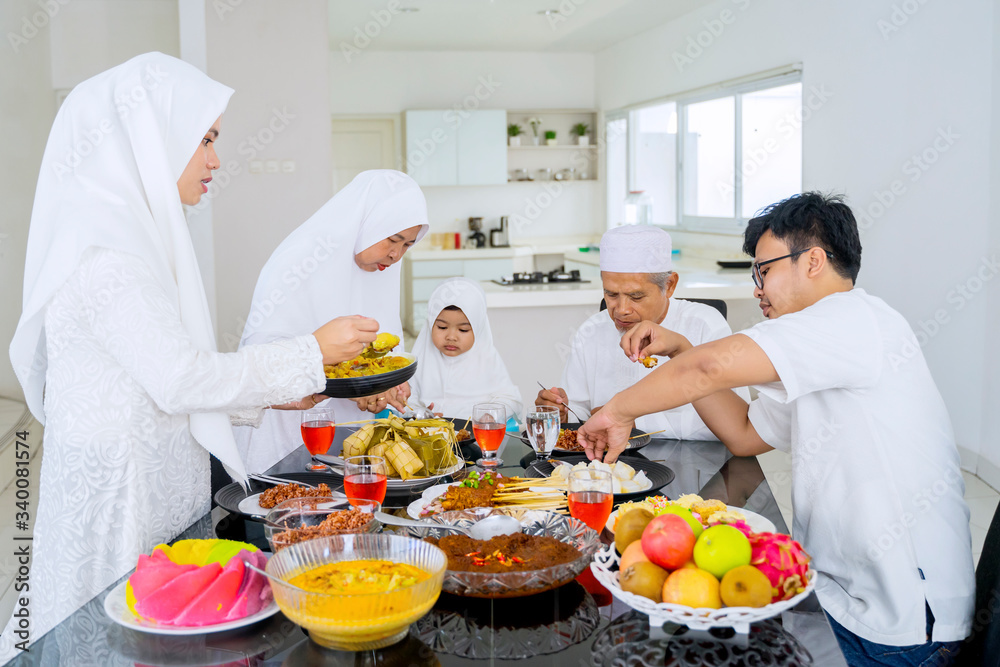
526;405;560;462
301;405;335;472
473;402;506;469
343;455;388;505
568;469;613;533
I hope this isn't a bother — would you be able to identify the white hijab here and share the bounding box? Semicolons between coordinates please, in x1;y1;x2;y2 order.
409;278;523;422
235;170;429;472
7;52;250;483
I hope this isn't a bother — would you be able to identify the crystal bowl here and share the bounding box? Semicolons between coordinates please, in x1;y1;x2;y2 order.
263;497;380;552
394;508;601;598
265;533;446;650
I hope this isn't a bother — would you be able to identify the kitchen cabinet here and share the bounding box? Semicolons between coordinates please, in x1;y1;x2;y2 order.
404;110;507;186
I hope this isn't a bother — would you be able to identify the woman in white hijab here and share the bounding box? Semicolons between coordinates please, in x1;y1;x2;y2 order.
235;170;429;473
1;53;376;657
409;278;523;423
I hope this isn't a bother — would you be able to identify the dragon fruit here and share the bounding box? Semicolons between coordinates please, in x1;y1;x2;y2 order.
749;532;811;603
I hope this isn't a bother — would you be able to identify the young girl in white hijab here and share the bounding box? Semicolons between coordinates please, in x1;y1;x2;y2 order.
1;53;376;658
235;170;429;472
409;278;523;425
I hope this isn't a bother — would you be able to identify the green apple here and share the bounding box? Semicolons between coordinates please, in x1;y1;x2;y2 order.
656;505;703;538
693;525;751;579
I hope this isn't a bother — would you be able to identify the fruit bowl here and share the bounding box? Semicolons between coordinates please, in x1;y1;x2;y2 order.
590;544;816;634
266;534;446;650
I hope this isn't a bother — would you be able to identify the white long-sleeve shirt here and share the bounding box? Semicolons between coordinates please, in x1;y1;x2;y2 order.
0;248;324;660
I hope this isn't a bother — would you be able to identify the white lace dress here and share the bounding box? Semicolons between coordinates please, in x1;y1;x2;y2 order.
0;248;324;661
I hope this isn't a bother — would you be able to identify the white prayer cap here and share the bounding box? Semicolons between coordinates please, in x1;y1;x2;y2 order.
599;225;673;273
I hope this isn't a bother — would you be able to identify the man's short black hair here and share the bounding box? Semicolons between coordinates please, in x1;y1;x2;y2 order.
743;192;862;283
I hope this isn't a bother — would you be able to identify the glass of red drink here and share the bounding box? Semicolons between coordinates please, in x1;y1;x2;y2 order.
343;455;388;505
568;469;613;533
301;405;335;471
472;403;506;469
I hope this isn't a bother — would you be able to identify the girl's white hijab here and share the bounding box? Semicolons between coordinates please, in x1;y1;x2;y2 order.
8;52;249;483
235;170;428;472
409;278;522;419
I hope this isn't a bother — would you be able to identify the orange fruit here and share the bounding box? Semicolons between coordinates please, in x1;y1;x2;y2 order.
661;568;722;609
620;540;651;572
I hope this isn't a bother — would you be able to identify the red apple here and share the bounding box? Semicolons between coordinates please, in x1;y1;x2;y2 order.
641;514;696;570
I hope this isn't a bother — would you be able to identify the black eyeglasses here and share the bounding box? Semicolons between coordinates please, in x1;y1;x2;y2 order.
752;248;834;289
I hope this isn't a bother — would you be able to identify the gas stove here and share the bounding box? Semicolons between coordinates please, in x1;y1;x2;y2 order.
491;269;590;286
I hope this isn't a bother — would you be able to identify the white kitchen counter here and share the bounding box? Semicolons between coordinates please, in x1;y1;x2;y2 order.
482;254;756;308
481;280;604;308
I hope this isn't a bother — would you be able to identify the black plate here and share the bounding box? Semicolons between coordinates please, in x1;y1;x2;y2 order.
443;416;482;461
717;260;752;269
521;422;650;457
214;472;343;522
522;455;675;503
321;353;417;399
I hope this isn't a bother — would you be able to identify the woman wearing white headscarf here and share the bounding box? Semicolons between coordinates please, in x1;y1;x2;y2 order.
234;170;429;472
409;278;523;422
1;53;376;656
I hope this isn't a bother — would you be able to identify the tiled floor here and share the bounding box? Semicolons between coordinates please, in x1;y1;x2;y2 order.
759;449;999;567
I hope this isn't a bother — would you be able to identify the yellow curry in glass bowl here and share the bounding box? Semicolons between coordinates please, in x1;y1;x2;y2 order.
267;534;447;651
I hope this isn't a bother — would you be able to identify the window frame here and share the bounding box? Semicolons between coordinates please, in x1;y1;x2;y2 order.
610;69;802;235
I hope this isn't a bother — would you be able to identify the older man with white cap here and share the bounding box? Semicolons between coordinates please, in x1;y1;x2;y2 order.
536;225;747;440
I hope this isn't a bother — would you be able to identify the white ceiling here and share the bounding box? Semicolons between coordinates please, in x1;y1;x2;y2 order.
328;0;701;53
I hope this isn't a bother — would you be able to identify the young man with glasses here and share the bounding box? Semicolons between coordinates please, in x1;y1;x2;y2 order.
580;192;973;665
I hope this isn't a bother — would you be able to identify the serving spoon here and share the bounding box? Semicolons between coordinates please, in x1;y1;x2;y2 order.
374;511;522;541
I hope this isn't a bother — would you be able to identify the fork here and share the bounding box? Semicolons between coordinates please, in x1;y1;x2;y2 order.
536;381;586;423
248;473;322;489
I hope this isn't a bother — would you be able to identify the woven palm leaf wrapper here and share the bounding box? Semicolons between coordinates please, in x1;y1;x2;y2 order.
340;416;461;479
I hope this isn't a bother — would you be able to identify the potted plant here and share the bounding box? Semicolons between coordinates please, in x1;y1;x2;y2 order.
545;130;557;146
572;123;590;146
507;123;523;146
527;117;542;145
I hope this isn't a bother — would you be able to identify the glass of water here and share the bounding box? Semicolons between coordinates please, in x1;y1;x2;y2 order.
526;405;560;462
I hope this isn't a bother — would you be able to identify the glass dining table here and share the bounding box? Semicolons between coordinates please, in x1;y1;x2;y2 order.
6;432;847;666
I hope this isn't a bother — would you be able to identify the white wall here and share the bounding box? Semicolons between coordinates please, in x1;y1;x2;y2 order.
0;1;56;401
328;50;604;241
49;0;179;90
596;0;995;472
978;0;1000;486
205;0;333;351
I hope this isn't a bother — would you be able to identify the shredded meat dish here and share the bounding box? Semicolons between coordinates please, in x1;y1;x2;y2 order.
271;509;374;550
258;483;334;509
554;429;584;452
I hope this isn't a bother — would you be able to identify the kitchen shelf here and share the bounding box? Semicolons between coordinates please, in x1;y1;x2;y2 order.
508;145;598;150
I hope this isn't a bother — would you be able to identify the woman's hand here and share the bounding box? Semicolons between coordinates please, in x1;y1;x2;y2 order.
620;321;693;362
313;315;380;365
354;392;390;413
270;394;328;410
387;382;411;412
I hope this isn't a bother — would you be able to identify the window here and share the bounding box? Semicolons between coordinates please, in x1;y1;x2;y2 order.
606;72;802;232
